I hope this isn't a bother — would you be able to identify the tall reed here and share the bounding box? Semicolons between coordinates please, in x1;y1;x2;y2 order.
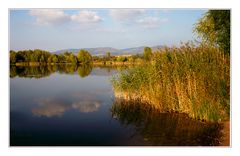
111;43;230;121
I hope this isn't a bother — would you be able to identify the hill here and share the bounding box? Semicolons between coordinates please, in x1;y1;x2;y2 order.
53;45;164;56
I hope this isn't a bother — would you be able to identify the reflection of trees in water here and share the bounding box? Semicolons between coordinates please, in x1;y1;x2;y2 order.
111;98;223;146
10;64;135;79
77;64;93;78
58;64;78;74
10;65;54;79
10;66;17;78
96;65;131;73
10;64;93;78
9;64;129;79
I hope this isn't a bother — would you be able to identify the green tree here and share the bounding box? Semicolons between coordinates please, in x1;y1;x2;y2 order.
58;54;66;63
92;56;100;62
47;56;52;63
63;51;71;63
143;47;153;61
30;53;37;62
77;49;92;64
194;10;230;55
15;51;25;62
106;52;111;58
128;57;134;62
117;56;127;62
10;50;17;64
106;52;111;61
70;53;78;64
10;49;52;63
40;55;45;62
52;55;58;63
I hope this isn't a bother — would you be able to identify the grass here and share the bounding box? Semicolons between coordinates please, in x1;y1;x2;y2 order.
111;43;230;121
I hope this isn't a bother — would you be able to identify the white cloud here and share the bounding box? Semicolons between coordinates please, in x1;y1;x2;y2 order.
71;10;102;23
29;10;102;26
29;9;70;25
137;17;168;28
109;9;145;21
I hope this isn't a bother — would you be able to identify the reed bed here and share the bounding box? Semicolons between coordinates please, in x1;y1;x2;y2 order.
111;44;230;121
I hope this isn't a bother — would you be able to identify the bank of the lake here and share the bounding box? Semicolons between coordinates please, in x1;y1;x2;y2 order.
219;121;230;146
111;44;230;122
12;61;143;67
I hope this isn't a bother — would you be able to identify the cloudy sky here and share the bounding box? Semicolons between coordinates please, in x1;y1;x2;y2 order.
10;9;206;52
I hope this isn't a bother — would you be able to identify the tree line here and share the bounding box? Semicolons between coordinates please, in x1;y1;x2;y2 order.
10;49;93;65
11;10;229;66
10;47;154;65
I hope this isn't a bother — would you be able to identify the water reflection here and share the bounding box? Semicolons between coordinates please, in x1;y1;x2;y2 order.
32;95;102;117
11;66;124;146
10;64;129;78
32;98;68;117
10;64;91;78
111;98;223;146
58;64;79;74
10;65;54;78
72;101;101;113
10;65;224;146
77;65;92;78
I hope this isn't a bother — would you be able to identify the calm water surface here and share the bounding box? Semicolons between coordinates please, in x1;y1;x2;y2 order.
10;65;222;146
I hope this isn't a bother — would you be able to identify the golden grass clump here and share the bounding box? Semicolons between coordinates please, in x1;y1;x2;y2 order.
111;43;230;121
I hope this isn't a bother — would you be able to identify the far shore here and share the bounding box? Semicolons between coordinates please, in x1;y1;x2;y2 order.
11;61;144;67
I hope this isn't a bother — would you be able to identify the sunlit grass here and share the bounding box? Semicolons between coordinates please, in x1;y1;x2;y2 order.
111;43;230;121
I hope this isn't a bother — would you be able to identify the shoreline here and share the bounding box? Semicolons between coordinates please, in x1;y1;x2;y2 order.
219;121;230;146
11;61;143;67
113;91;230;146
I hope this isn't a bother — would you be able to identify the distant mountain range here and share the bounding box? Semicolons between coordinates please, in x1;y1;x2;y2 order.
53;45;164;56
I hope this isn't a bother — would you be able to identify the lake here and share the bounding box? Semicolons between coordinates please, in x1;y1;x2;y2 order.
10;65;223;146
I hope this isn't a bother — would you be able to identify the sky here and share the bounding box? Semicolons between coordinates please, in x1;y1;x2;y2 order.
10;9;207;52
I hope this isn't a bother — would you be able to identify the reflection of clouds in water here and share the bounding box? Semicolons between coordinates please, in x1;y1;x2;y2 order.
72;101;101;113
32;98;70;117
32;96;102;117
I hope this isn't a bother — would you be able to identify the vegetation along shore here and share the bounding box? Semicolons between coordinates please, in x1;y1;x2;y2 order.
111;10;230;122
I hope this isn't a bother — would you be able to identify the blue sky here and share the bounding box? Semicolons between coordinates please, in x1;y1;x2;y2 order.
10;9;207;52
